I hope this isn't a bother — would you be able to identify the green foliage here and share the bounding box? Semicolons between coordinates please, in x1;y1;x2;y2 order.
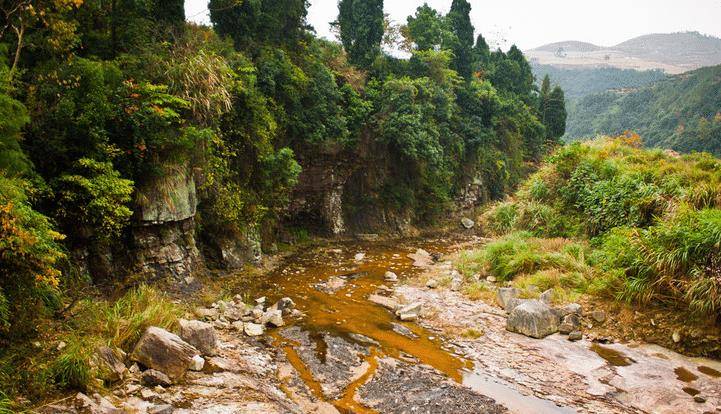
0;60;31;176
336;0;385;68
55;158;133;242
405;4;451;52
0;174;65;340
209;0;309;51
447;0;474;79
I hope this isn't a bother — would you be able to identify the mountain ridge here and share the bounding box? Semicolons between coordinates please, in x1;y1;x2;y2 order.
527;31;721;74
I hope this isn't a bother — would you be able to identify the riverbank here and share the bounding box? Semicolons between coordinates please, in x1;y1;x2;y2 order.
23;235;721;414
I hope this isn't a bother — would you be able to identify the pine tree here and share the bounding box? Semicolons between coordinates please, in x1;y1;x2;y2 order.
473;34;490;67
447;0;474;79
545;86;567;139
539;74;551;123
337;0;385;68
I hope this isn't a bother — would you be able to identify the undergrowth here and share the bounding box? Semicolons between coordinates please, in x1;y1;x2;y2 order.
0;285;182;406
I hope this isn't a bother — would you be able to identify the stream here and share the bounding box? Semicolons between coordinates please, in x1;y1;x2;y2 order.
237;236;721;414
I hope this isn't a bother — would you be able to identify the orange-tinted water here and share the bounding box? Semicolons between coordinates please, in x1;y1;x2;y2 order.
251;239;467;412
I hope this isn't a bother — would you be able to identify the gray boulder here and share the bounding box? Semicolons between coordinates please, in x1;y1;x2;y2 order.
556;303;583;318
506;300;560;339
497;287;520;312
178;319;217;356
131;327;198;381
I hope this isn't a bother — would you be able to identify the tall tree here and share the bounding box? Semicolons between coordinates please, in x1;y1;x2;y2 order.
209;0;309;50
336;0;384;68
405;4;446;51
447;0;474;79
473;33;490;68
544;86;567;139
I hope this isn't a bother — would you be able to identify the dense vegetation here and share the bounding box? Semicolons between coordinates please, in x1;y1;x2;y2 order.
565;65;721;156
463;135;721;320
0;0;563;405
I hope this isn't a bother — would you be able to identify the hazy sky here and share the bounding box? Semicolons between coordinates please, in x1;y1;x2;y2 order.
185;0;721;50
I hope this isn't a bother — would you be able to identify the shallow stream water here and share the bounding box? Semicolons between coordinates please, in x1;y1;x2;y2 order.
242;237;721;413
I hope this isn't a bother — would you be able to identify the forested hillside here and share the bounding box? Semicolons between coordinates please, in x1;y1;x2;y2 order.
531;64;666;100
0;0;564;404
565;65;721;155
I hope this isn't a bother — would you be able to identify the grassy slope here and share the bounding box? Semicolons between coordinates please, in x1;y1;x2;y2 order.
457;136;721;342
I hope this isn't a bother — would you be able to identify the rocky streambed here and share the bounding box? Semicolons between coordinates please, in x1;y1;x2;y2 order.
44;236;721;414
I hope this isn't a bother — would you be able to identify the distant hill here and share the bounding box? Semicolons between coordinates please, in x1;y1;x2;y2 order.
526;32;721;74
534;41;603;53
531;64;666;100
564;64;721;156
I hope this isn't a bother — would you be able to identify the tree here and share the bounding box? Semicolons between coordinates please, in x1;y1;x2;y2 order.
473;33;490;68
544;86;567;139
209;0;309;50
405;4;446;51
447;0;474;79
336;0;384;68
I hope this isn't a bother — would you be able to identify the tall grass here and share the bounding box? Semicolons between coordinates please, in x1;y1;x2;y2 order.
470;136;721;318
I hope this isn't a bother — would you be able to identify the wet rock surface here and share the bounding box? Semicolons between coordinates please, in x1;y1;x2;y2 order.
278;326;370;399
357;357;507;414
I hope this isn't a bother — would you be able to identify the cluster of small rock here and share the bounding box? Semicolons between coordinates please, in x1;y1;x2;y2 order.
42;296;297;414
498;287;602;341
193;295;298;337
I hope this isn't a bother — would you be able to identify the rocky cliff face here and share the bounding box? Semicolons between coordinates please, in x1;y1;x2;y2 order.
132;169;202;281
287;147;355;236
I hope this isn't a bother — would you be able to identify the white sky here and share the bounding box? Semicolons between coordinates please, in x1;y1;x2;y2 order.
185;0;721;50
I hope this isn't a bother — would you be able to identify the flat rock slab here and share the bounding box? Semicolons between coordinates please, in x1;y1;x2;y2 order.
279;326;370;399
357;357;507;414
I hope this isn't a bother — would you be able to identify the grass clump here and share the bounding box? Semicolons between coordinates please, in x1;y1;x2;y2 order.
0;285;182;404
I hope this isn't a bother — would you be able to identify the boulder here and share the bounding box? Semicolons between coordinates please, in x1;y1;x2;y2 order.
395;302;422;318
450;277;463;291
270;297;295;316
193;307;219;320
178;319;217;356
461;217;475;229
556;303;583;318
141;369;172;387
506;300;560;339
92;346;127;383
568;331;583;341
391;323;419;339
426;279;439;289
148;404;174;414
130;327;198;381
354;253;366;261
260;309;284;327
497;287;520;312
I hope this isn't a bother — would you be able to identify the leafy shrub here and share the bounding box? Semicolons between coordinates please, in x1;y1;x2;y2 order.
55;158;134;242
0;175;65;339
